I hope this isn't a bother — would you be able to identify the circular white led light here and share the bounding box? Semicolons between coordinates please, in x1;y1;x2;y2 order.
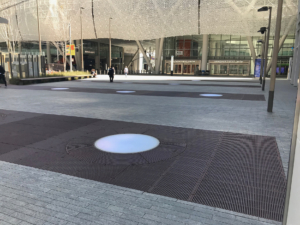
200;94;223;97
51;88;69;90
94;134;160;154
116;91;136;93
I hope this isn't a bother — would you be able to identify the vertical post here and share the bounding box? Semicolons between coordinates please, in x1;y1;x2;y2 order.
259;34;266;84
32;54;34;77
57;48;59;62
0;52;2;66
171;55;174;75
201;34;209;73
80;7;84;71
63;42;66;72
36;0;42;73
18;53;22;78
109;18;112;68
37;54;40;77
69;23;72;72
26;54;29;78
46;42;51;64
262;8;272;91
267;1;283;112
9;53;12;78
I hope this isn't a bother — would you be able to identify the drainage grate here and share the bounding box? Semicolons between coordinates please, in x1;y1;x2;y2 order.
0;112;287;222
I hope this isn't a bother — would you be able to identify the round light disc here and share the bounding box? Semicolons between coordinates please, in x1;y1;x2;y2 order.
94;134;160;154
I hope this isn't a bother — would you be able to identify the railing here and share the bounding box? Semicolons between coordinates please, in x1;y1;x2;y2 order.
0;52;47;79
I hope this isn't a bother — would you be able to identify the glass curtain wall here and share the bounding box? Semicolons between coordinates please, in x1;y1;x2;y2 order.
164;35;203;59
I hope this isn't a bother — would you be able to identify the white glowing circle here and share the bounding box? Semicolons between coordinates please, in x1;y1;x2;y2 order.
200;94;223;97
94;134;160;154
51;88;69;90
169;83;180;85
116;91;136;93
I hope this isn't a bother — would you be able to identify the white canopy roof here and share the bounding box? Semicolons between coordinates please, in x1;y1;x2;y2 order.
0;0;298;43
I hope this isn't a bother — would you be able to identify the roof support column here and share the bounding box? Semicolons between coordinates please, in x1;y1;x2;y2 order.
155;39;160;74
136;40;153;73
201;34;209;71
74;40;81;71
156;38;164;74
46;42;51;64
247;36;256;71
127;48;139;68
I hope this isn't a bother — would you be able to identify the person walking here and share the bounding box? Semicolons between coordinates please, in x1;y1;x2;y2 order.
0;65;7;88
124;66;128;78
108;67;114;82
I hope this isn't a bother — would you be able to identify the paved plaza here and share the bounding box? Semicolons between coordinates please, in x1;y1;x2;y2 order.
0;75;296;225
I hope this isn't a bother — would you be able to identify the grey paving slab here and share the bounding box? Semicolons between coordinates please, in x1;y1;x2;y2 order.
0;77;294;225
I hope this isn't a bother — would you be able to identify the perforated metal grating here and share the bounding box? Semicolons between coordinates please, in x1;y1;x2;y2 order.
0;112;287;222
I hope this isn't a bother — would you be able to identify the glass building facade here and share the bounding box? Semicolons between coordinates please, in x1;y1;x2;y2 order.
163;34;295;76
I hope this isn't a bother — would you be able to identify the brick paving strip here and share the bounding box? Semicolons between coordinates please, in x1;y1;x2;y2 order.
7;86;265;101
0;109;285;223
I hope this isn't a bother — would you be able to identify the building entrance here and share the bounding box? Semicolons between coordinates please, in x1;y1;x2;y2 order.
165;60;201;75
209;60;250;76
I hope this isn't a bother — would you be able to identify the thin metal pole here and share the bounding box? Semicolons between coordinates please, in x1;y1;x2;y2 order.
26;54;29;78
109;18;112;68
80;7;84;71
267;1;283;112
259;34;266;84
69;23;72;72
63;42;66;72
18;53;22;78
36;0;42;74
9;53;12;78
32;54;34;77
262;7;272;91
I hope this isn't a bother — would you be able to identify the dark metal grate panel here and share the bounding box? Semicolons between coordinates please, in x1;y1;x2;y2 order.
0;110;286;222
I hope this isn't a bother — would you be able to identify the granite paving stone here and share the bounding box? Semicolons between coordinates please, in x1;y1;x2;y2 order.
0;77;293;225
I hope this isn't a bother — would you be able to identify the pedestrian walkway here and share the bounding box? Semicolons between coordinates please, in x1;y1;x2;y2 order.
0;76;295;225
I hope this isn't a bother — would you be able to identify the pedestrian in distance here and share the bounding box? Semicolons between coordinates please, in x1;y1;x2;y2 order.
0;65;7;88
108;67;114;82
124;66;128;78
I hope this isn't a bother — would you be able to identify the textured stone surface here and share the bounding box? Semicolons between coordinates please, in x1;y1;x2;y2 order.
0;76;294;225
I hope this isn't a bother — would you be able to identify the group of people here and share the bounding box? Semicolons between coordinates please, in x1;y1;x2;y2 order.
107;66;128;82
